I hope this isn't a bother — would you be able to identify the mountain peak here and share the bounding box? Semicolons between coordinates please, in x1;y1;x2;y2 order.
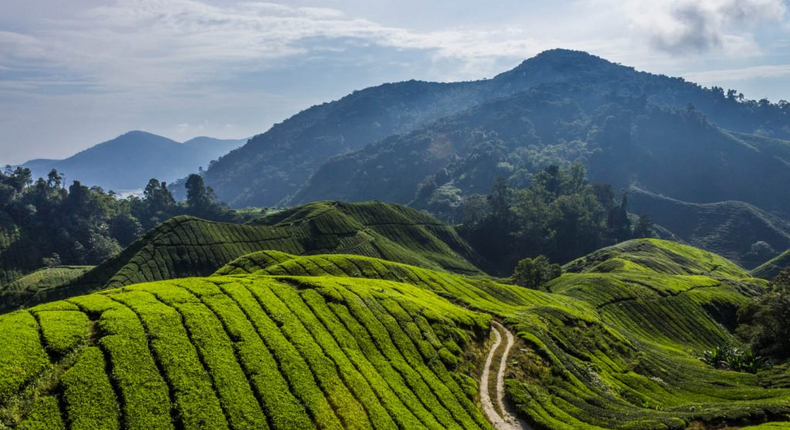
494;48;623;82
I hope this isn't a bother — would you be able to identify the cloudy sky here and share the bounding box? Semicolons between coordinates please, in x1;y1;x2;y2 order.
2;0;789;164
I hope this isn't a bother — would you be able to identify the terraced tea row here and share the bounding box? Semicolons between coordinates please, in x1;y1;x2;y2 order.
214;242;790;429
2;239;789;429
0;201;484;312
0;275;493;430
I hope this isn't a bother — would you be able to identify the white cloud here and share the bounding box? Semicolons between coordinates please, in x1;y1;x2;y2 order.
685;63;790;82
0;0;557;94
619;0;787;55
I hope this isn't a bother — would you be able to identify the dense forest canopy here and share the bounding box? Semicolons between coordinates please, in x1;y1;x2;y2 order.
0;166;243;279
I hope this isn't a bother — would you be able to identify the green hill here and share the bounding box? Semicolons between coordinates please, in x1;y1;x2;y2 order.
0;201;483;312
1;239;789;429
628;188;790;268
752;249;790;280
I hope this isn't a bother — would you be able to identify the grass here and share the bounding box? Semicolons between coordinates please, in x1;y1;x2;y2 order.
0;238;788;429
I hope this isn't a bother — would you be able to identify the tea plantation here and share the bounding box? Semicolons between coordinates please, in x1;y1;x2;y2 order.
752;248;790;280
0;238;789;429
0;201;484;312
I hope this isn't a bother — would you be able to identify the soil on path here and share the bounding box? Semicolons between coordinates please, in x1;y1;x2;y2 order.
480;321;531;430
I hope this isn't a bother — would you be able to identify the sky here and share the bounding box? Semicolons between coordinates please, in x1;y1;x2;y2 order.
1;0;790;164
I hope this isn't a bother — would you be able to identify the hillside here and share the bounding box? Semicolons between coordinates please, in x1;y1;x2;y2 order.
1;239;789;429
628;188;790;268
293;85;790;217
752;249;790;280
200;49;790;208
0;201;484;312
22;131;246;191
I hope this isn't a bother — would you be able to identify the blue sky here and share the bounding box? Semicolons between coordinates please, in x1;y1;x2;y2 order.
1;0;789;164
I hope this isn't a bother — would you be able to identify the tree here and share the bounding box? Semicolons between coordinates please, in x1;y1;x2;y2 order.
46;169;63;189
607;190;631;242
185;174;214;212
737;267;790;360
461;194;488;226
632;214;653;239
487;177;512;220
513;255;562;289
143;178;176;226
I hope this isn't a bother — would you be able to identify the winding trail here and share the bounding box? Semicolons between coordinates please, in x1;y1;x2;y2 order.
480;321;531;430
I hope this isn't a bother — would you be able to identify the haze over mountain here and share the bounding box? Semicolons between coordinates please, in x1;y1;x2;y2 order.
20;131;247;192
200;49;790;211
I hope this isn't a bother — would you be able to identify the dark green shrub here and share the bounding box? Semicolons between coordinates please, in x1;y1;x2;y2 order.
700;344;769;374
512;255;562;289
738;267;790;360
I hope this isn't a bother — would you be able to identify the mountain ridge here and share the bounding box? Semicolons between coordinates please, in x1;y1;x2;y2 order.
199;48;790;208
20;131;247;191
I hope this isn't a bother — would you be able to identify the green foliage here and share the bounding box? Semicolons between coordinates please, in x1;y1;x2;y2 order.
2;200;483;313
60;346;120;430
35;310;88;357
753;250;790;281
0;312;50;405
512;255;562;289
629;187;790;269
700;344;769;374
738;267;790;360
462;164;634;274
94;304;174;430
110;289;229;430
1;238;790;430
17;396;64;430
0;166;247;291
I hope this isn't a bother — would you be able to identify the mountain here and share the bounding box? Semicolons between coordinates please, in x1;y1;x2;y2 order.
292;84;790;217
2;239;789;429
628;187;790;268
200;49;790;208
22;131;246;191
0;201;485;311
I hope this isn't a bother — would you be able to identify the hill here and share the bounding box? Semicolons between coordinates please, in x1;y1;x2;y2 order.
292;85;790;217
752;249;790;280
1;239;789;429
22;131;246;191
199;49;790;208
628;188;790;268
0;201;484;312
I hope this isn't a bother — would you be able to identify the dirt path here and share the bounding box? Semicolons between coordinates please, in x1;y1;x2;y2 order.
480;321;531;430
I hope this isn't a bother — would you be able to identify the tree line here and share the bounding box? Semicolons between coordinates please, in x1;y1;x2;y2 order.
459;163;653;276
0;166;245;267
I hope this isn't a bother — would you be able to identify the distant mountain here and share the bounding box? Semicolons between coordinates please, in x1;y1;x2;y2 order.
22;131;247;191
201;49;790;208
628;188;790;268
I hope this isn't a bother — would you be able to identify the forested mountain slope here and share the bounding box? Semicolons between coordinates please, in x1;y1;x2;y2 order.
202;49;790;208
1;239;788;430
0;201;483;312
293;85;790;217
628;188;790;268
